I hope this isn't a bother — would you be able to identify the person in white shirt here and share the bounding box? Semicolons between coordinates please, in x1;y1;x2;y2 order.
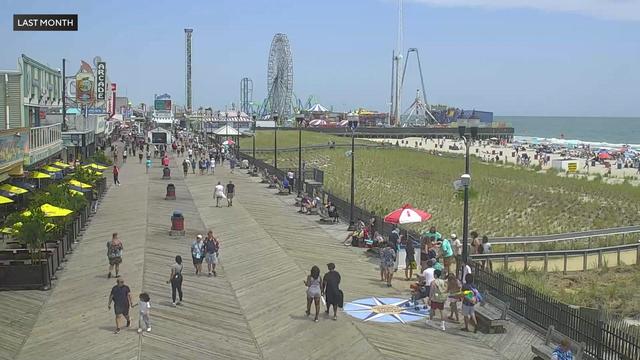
214;182;226;207
462;261;472;284
421;259;436;297
134;292;151;333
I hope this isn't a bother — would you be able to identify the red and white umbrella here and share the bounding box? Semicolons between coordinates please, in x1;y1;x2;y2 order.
383;204;432;224
223;138;235;145
309;119;327;127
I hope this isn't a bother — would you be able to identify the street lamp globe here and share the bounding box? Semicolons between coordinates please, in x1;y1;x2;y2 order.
460;173;471;186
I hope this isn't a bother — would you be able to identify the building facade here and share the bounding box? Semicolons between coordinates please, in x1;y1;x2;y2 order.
18;55;63;128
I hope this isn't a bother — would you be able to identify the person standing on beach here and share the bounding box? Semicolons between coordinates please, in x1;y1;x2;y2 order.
304;265;323;322
404;237;416;280
107;278;133;334
226;181;235;207
380;242;396;287
107;232;123;278
167;255;184;306
322;263;342;320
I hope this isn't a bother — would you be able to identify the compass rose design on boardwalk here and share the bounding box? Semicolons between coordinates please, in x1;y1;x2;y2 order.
343;297;429;324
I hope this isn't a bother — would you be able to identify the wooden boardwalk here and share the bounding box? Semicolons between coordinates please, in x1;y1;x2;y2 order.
0;152;543;359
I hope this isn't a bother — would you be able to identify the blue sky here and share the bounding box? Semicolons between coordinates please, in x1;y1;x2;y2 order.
1;0;638;117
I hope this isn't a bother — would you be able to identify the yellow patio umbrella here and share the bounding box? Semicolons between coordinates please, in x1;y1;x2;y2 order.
83;163;108;170
0;195;14;205
68;179;92;189
41;203;73;217
1;226;17;235
53;161;71;168
0;184;28;195
30;171;52;179
21;203;73;218
42;165;63;173
69;189;84;196
7;221;56;234
86;168;103;176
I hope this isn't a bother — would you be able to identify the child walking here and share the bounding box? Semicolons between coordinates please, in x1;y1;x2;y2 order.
134;292;151;333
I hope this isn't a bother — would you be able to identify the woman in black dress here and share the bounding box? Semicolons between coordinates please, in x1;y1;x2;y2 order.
322;263;342;320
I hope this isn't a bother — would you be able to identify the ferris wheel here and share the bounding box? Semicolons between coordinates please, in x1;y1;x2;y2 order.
264;33;293;123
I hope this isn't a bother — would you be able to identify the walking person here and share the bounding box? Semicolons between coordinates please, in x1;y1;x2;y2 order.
427;269;448;331
182;158;190;177
138;152;143;163
167;255;184;306
322;263;342;320
209;157;216;174
113;165;121;186
106;232;123;278
451;234;463;279
191;235;205;276
380;241;396;287
214;182;226;207
226;180;235;207
203;230;220;277
145;158;151;174
304;265;322;322
191;157;196;174
122;148;128;163
107;278;133;334
447;272;462;323
134;292;151;333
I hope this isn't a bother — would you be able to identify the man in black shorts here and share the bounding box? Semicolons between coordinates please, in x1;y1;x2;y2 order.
107;278;133;334
226;180;235;207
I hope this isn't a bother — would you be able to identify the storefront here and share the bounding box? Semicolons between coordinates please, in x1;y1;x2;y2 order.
19;55;63;128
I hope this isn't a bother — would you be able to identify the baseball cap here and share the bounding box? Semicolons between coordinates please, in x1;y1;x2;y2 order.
451;233;457;239
197;234;203;239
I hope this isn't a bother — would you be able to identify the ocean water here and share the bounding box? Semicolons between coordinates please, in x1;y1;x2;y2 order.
495;116;640;146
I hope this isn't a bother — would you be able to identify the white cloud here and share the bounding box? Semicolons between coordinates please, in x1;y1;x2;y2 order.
409;0;640;21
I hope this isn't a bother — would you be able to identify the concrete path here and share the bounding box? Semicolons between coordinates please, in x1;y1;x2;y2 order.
0;150;543;359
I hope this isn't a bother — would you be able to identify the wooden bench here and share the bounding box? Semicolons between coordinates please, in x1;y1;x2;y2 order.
531;325;585;360
475;292;510;333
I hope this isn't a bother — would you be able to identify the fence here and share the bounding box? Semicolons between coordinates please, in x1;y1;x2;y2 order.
474;267;640;360
471;243;640;274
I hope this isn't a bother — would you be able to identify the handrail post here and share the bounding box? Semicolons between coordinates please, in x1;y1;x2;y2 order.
503;255;508;271
563;254;567;275
544;253;549;273
583;251;588;271
616;248;621;267
598;250;602;268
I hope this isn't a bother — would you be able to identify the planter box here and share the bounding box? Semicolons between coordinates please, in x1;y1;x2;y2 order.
0;260;52;290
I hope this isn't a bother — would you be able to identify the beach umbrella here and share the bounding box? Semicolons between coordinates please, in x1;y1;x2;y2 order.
309;119;327;127
222;139;235;145
383;204;432;225
68;179;92;189
598;153;612;160
40;203;73;217
0;184;28;195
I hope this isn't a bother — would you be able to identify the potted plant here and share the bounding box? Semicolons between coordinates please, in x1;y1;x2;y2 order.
1;207;53;290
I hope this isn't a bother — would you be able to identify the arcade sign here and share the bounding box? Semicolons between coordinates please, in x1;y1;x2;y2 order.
96;62;106;100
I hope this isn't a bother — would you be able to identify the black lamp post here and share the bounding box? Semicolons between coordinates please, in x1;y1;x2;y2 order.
347;118;359;231
273;115;278;169
252;115;257;165
297;116;304;196
458;119;479;275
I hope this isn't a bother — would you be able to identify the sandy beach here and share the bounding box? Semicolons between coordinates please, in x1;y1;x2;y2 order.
367;137;640;184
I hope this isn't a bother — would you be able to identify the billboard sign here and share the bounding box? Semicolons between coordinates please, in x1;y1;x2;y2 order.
154;99;172;111
96;62;106;100
75;60;94;104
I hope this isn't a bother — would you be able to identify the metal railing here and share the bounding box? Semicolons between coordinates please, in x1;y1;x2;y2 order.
29;123;62;151
471;243;640;274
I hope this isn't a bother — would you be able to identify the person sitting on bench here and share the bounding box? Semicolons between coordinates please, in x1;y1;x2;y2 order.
283;177;290;193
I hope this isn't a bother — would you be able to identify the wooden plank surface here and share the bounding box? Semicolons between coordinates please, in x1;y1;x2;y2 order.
0;149;546;360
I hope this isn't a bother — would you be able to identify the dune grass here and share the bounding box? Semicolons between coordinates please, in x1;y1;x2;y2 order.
242;130;640;237
504;265;640;317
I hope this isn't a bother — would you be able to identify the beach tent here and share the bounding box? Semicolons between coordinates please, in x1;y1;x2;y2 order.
213;124;240;136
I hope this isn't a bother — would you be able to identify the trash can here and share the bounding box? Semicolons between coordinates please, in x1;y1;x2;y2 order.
162;166;171;180
166;183;176;200
617;163;622;170
171;211;184;231
591;160;596;167
512;151;516;157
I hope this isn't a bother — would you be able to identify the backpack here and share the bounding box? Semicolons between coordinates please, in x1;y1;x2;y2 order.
432;279;448;303
469;286;483;304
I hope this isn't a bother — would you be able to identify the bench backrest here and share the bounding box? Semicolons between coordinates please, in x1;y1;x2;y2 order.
485;292;510;320
544;325;586;359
